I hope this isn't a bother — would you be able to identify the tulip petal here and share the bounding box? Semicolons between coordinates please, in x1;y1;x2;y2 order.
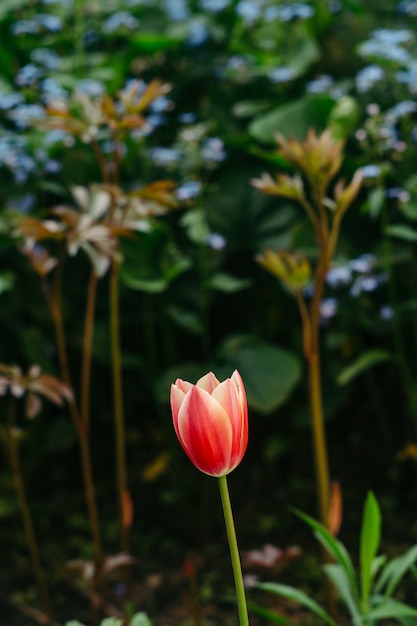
212;376;248;468
196;371;220;393
177;386;232;476
170;383;187;438
175;378;194;394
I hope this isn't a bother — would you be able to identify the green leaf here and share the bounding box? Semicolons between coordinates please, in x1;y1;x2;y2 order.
360;492;381;610
364;597;417;622
130;613;153;626
255;583;337;626
249;95;335;144
385;224;417;242
120;230;191;293
180;210;210;245
293;508;358;599
375;543;417;597
324;564;361;624
366;187;385;219
249;602;288;624
336;350;392;386
219;336;301;413
0;0;29;19
209;272;252;293
0;271;14;295
328;96;360;140
132;33;182;52
65;622;86;626
206;166;298;253
101;620;123;626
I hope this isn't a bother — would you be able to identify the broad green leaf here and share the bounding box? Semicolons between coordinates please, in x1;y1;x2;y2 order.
328;96;360;140
101;620;123;626
130;613;153;626
209;272;252;293
375;543;417;596
180;210;210;245
293;509;358;598
255;582;337;626
219;336;301;413
324;564;361;624
360;492;381;610
366;187;385;219
206;167;298;253
249;95;334;144
233;100;270;118
120;231;191;293
385;224;417;242
336;350;392;386
66;622;86;626
364;597;417;622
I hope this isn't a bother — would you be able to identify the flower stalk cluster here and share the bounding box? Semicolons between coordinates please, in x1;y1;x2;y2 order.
253;129;363;529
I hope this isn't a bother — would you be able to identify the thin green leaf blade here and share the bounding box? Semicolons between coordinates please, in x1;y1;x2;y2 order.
336;350;392;386
324;564;361;625
364;597;417;622
249;602;288;625
375;543;417;596
292;508;359;600
360;492;381;610
255;582;337;626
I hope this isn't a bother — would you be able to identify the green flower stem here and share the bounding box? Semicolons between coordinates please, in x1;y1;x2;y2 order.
218;475;249;626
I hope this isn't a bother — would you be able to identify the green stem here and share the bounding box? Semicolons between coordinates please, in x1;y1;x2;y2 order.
109;262;129;555
218;475;249;626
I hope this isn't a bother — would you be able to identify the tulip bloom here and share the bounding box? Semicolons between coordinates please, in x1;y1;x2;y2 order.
170;370;248;477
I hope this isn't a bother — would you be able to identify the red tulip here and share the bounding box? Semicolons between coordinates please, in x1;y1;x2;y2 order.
170;370;248;477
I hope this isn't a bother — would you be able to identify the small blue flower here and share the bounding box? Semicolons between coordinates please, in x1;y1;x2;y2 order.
76;79;105;96
326;266;352;288
176;180;202;200
398;0;417;15
320;298;338;321
15;64;43;87
306;75;334;94
31;48;61;70
179;112;197;124
380;305;394;320
201;137;226;162
268;66;295;83
359;164;382;179
349;254;376;274
103;12;140;33
148;146;181;165
187;20;210;46
0;92;24;110
355;65;385;94
235;0;261;25
163;0;190;21
199;0;230;12
206;233;227;250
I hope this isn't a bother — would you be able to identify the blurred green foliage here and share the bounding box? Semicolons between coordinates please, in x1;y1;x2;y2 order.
2;0;417;622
